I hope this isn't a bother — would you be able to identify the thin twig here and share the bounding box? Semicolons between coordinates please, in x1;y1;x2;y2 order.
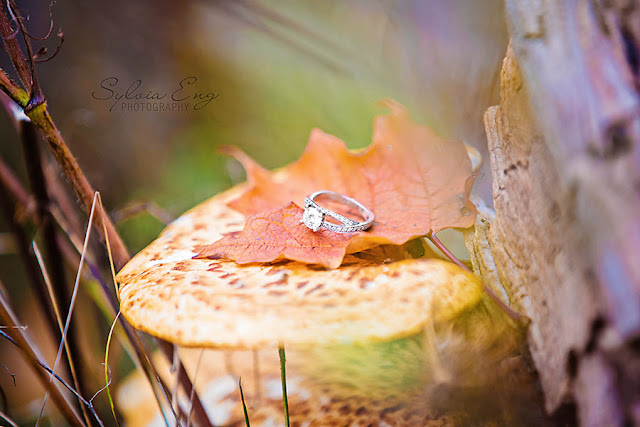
0;171;170;424
171;345;180;418
187;349;205;427
111;200;175;226
0;164;68;355
133;332;183;427
1;114;208;427
90;364;113;407
0;3;31;92
0;407;19;427
6;0;44;109
58;193;186;427
158;341;212;427
25;102;130;269
36;192;98;426
1;142;191;426
0;6;210;425
34;28;64;63
21;116;90;425
1;5;130;268
0;156;32;214
0;329;104;426
33;242;89;425
97;193;202;426
44;161;83;239
0;283;84;426
20;0;55;41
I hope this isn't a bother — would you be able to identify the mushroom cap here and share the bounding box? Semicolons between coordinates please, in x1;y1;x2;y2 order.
116;186;483;349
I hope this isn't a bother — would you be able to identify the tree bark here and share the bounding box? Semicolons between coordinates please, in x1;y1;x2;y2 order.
466;0;640;425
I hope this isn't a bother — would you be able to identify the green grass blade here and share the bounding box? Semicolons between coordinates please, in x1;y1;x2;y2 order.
238;378;251;427
104;311;122;426
278;346;290;427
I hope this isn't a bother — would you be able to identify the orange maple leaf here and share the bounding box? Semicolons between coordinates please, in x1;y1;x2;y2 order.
198;99;476;267
197;202;354;268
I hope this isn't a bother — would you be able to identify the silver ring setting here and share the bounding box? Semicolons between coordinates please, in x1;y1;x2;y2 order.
301;190;374;233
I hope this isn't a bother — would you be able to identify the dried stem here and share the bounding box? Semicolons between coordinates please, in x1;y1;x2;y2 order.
0;283;84;426
0;5;212;425
158;340;212;427
0;328;105;426
186;349;205;427
0;408;19;427
0;157;31;209
0;69;28;105
1;156;207;425
20;118;91;424
25;103;130;269
0;2;128;269
5;0;44;109
111;200;175;226
44;165;85;252
0;4;31;93
0;162;67;351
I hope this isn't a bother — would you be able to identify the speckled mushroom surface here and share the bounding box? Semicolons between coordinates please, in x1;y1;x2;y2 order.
116;186;483;348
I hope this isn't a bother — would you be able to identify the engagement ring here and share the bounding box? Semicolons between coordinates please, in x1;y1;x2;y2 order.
301;190;374;233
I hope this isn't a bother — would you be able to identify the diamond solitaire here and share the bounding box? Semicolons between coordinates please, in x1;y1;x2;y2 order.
302;205;324;232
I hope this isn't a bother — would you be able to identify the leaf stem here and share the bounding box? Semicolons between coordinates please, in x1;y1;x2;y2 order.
428;233;470;272
428;233;521;322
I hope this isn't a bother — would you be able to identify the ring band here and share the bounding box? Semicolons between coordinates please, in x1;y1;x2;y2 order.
301;190;374;233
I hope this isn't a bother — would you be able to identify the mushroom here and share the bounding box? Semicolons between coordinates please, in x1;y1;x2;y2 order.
116;186;484;349
115;183;534;425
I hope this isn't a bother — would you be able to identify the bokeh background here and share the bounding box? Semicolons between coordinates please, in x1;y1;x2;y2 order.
0;0;507;422
2;0;507;251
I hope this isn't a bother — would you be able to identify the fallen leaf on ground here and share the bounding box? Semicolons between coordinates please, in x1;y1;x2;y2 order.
198;99;476;266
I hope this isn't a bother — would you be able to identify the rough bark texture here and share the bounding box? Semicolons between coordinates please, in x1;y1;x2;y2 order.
467;0;640;425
